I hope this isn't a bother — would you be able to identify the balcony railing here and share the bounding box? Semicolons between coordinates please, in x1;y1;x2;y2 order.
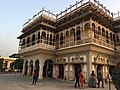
19;33;116;54
56;33;115;50
19;39;55;54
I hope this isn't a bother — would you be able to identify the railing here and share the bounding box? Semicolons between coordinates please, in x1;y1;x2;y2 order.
56;33;115;50
19;39;55;53
19;32;116;53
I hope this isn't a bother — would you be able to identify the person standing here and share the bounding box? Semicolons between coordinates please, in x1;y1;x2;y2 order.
74;69;80;88
79;70;85;89
97;70;104;88
32;70;37;85
88;71;96;88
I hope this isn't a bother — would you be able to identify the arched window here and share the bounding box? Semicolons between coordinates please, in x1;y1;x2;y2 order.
76;27;81;40
110;33;113;41
50;34;52;45
98;26;101;35
22;39;25;46
84;23;90;30
60;33;64;45
41;32;46;44
27;37;30;47
56;34;59;49
102;28;105;37
32;34;35;45
53;36;55;46
92;23;96;38
70;28;75;46
65;31;69;47
106;31;109;43
38;32;40;39
46;34;49;44
92;23;95;31
37;32;40;43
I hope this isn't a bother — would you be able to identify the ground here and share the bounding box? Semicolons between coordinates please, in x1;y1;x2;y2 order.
0;73;116;90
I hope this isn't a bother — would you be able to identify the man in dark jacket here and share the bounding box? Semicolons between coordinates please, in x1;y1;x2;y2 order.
74;69;80;88
97;70;104;88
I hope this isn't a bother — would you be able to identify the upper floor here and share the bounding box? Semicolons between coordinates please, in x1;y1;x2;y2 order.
18;0;120;55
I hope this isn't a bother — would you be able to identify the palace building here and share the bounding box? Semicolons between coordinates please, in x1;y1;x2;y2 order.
18;0;120;81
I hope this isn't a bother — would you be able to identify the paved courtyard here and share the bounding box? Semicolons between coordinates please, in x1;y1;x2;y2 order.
0;73;116;90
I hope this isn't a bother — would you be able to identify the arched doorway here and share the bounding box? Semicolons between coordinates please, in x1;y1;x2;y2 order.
35;60;40;79
74;64;81;74
24;61;28;76
29;60;33;76
43;60;53;78
58;64;64;79
97;64;103;77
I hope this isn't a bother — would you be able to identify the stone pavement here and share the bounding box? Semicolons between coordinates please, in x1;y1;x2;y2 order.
0;73;116;90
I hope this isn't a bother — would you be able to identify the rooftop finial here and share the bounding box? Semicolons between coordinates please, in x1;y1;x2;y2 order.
42;7;44;11
117;11;120;17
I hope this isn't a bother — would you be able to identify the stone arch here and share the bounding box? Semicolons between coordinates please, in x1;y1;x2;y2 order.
43;59;54;78
84;23;90;30
24;60;28;76
29;60;33;76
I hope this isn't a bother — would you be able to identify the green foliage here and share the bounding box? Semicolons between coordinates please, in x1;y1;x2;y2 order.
14;58;23;71
111;67;120;90
0;59;3;70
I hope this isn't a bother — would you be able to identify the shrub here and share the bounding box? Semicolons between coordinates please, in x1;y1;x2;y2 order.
111;62;120;90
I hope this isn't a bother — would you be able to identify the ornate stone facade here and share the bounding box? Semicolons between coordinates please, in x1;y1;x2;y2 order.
18;0;120;81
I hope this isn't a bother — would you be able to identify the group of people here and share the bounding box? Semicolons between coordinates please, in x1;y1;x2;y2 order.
88;70;104;88
74;69;104;89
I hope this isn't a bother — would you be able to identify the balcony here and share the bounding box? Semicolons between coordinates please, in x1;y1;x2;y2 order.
56;33;115;51
18;40;55;54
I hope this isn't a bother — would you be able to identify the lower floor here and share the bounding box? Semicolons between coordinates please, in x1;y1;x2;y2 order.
21;51;118;81
0;74;117;90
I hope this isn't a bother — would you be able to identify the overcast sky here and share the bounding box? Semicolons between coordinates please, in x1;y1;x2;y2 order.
0;0;120;57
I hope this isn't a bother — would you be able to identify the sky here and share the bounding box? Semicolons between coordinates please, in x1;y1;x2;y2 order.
0;0;120;57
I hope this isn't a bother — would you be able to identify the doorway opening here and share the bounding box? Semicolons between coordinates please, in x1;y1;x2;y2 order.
43;60;53;78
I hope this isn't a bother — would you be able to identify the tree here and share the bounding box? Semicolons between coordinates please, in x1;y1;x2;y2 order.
0;58;3;72
111;62;120;90
14;58;24;72
9;53;23;72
